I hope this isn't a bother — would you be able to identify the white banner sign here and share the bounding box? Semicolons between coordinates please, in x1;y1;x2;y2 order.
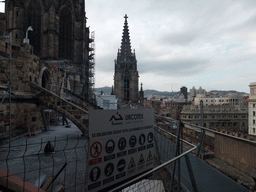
87;109;155;191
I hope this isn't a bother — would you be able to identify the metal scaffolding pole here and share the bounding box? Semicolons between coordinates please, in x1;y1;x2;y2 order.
0;33;12;141
197;100;205;157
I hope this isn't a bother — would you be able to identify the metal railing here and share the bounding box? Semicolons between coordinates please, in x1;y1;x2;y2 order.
110;125;197;192
0;118;198;192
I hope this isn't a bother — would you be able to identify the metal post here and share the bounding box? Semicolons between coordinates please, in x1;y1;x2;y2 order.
197;100;206;157
170;120;181;191
170;100;173;118
0;34;12;141
184;154;198;192
180;120;198;192
8;34;12;141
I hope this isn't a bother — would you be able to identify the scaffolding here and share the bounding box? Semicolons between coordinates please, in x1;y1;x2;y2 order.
0;33;12;141
88;31;95;103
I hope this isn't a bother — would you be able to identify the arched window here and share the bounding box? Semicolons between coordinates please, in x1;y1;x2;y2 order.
26;1;41;56
124;76;130;102
59;6;72;60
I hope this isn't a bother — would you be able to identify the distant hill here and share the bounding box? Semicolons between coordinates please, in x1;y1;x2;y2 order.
95;87;178;96
144;90;179;96
95;87;248;96
95;87;112;95
208;90;248;96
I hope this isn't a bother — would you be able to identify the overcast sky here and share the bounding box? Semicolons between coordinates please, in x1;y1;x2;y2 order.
1;1;256;93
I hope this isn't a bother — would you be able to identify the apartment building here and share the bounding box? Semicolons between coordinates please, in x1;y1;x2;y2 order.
248;82;256;135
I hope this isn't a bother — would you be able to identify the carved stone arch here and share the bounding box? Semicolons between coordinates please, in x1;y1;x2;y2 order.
59;0;76;16
24;0;43;56
24;0;44;14
58;4;74;60
39;67;51;89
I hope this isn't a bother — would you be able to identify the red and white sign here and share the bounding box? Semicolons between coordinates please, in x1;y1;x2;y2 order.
90;141;102;158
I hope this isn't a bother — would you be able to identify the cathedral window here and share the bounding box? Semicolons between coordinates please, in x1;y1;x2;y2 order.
124;76;129;88
59;6;72;60
26;1;41;56
124;76;130;101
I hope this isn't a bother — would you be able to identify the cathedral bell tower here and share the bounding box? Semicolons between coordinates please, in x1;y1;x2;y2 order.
114;15;139;104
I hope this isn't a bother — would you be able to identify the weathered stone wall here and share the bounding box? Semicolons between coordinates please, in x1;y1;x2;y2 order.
0;39;61;136
0;102;43;135
0;13;5;36
182;126;215;152
214;134;256;178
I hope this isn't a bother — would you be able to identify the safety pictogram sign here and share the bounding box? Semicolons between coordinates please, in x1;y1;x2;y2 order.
90;141;102;158
139;134;146;145
104;163;114;177
105;139;115;154
148;132;153;143
117;159;126;172
128;157;136;169
147;151;153;162
90;167;101;182
138;154;145;165
129;135;137;148
118;137;127;150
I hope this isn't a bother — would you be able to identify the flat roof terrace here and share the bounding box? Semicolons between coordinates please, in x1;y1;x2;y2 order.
0;123;88;191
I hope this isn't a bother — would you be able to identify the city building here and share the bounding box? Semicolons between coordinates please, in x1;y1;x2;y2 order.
180;86;188;100
248;82;256;135
97;94;118;110
194;93;243;106
114;15;139;104
189;86;206;100
181;104;248;133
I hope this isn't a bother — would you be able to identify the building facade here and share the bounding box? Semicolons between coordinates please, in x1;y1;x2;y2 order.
190;86;206;100
194;93;243;106
248;82;256;135
180;86;188;100
181;105;248;133
114;15;139;104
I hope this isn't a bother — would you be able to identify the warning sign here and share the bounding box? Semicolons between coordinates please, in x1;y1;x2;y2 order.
90;141;102;158
117;159;126;172
128;157;136;169
105;139;115;154
138;154;145;165
139;134;146;145
129;135;137;148
104;163;114;177
147;151;153;162
88;109;155;191
90;167;101;182
148;132;154;143
118;137;127;150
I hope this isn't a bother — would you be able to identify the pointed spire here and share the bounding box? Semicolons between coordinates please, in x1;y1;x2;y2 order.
120;14;132;61
140;83;143;92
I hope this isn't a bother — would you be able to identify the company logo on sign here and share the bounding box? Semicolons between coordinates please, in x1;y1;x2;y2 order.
110;113;124;125
125;114;143;121
110;113;144;126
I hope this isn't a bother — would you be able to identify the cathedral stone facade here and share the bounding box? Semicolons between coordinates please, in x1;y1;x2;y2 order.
4;0;94;99
0;1;94;136
114;15;139;104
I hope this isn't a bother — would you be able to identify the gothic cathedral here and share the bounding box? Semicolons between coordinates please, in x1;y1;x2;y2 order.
114;15;140;104
4;0;94;100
